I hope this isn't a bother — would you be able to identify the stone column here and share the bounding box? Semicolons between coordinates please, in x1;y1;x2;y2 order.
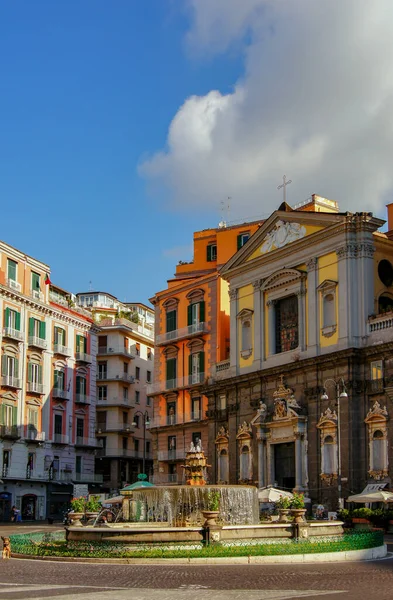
229;288;238;371
267;300;276;357
297;287;307;352
256;428;266;488
266;438;273;485
306;257;318;353
252;279;262;370
295;432;303;491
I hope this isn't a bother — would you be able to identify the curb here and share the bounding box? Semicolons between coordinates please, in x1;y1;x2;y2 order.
10;544;388;565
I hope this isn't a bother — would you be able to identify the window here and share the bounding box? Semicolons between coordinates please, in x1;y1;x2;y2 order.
166;310;177;333
192;432;201;447
54;369;65;390
219;449;229;484
28;363;42;384
98;336;107;351
54;327;66;345
207;244;217;262
1;355;19;379
378;259;393;287
122;437;128;450
371;360;383;381
76;456;82;474
4;308;20;331
123;387;128;400
134;439;139;452
323;435;336;474
135;343;140;356
98;363;107;379
188;352;204;384
241;320;252;353
147;370;151;383
192;397;201;420
135;366;140;380
168;436;176;457
378;293;393;314
133;414;140;428
146;395;151;406
275;295;298;353
218;393;226;411
147;348;152;360
146;441;150;454
237;232;250;250
98;386;107;401
166;357;177;388
7;259;17;282
27;408;38;435
31;271;40;291
122;411;128;425
135;390;140;404
372;430;385;471
167;401;176;425
187;301;205;326
3;450;10;470
29;318;46;340
240;445;251;481
76;376;86;396
123;362;128;374
323;293;335;328
2;405;16;427
54;414;62;435
76;335;87;353
76;418;84;439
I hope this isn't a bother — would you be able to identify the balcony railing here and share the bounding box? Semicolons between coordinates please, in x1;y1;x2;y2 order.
51;470;73;482
97;373;135;384
52;433;69;445
52;388;69;400
96;448;145;459
0;425;21;439
157;449;186;461
75;394;91;405
75;352;92;363
97;346;135;358
73;472;104;483
146;373;206;395
1;376;22;389
27;381;44;394
53;344;71;356
75;436;103;447
25;430;46;442
28;336;47;350
96;423;134;434
367;379;385;394
156;322;209;345
6;278;21;292
149;412;207;428
96;397;133;408
49;291;69;306
31;289;44;301
2;327;23;341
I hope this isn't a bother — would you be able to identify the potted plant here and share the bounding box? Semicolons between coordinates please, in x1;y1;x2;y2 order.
85;495;102;520
69;496;86;527
290;492;307;523
352;507;373;529
201;491;221;527
276;495;291;522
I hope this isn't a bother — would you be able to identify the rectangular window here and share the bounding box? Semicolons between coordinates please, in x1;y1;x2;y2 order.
54;327;66;345
54;369;65;390
76;376;86;395
31;271;40;291
135;390;140;404
27;408;38;430
147;370;151;383
4;308;20;331
133;414;140;428
98;336;107;350
3;450;10;469
207;244;217;262
76;335;87;353
122;411;128;424
146;396;151;406
187;301;205;326
275;295;299;354
28;363;42;384
123;387;128;400
237;232;250;250
135;366;140;380
146;441;150;454
188;351;204;384
98;363;107;379
7;259;17;282
1;355;19;379
134;439;139;452
54;414;62;435
29;317;46;339
75;456;82;474
167;401;176;425
122;437;128;450
166;358;176;387
192;432;202;447
135;343;140;356
123;362;128;374
166;310;177;333
192;397;201;420
3;405;16;427
147;348;152;360
98;386;107;400
218;393;227;410
76;418;84;438
371;360;383;380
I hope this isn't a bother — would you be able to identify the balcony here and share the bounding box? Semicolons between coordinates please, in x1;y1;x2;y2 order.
149;415;179;428
156;322;209;346
96;397;133;408
146;373;206;395
6;278;21;292
152;474;181;485
49;291;69;307
75;394;91;405
96;448;145;459
75;436;103;448
210;359;236;382
28;336;47;350
1;376;22;389
51;470;74;482
27;382;45;394
97;373;135;384
0;425;21;439
75;352;92;363
97;346;135;358
73;472;104;483
96;422;134;434
52;433;69;445
2;327;23;342
53;344;71;357
158;449;186;461
31;289;44;302
2;465;46;480
52;388;69;400
25;429;46;443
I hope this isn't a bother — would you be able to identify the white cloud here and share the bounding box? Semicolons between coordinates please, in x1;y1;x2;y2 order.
139;0;393;220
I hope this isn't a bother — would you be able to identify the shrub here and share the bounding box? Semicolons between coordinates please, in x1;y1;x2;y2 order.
276;495;291;509
70;497;86;512
290;492;305;509
352;507;373;520
85;496;101;512
207;491;220;511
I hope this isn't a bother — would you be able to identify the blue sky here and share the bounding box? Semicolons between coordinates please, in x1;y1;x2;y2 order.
0;1;243;303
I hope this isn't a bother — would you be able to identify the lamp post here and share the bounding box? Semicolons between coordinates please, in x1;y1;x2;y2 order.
321;378;348;509
132;410;150;477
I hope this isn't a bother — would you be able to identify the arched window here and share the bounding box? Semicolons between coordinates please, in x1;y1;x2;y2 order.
323;435;336;474
219;449;229;484
373;430;384;471
323;294;335;327
378;293;393;314
240;445;250;481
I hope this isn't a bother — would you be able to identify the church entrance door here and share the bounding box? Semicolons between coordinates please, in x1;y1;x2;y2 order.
274;442;295;490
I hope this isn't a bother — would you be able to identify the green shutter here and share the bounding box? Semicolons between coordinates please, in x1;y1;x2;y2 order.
38;364;43;384
188;353;193;384
62;328;66;345
54;370;58;387
40;320;46;340
0;405;4;426
4;308;10;328
12;406;17;426
237;234;242;251
14;358;19;377
83;336;87;353
76;376;80;394
207;245;212;262
27;363;33;383
76;334;81;352
1;356;7;376
166;358;176;383
187;305;192;326
166;311;176;333
199;351;205;379
199;301;205;322
15;311;20;331
29;317;34;336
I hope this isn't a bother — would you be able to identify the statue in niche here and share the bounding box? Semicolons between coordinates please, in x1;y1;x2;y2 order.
287;393;302;417
257;400;267;422
273;399;287;419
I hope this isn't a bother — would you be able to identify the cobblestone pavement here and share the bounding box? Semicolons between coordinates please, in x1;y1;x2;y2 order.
0;525;392;600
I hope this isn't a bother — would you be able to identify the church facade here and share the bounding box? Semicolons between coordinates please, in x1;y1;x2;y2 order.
204;195;393;509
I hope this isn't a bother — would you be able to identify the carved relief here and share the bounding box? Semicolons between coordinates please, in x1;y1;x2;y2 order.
272;376;302;420
260;220;306;254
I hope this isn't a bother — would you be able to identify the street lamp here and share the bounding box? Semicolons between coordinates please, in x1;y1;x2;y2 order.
132;410;150;477
321;378;348;509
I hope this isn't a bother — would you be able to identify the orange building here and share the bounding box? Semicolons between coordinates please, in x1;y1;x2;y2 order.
148;220;262;484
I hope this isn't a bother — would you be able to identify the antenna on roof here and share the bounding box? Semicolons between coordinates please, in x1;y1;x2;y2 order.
219;197;231;228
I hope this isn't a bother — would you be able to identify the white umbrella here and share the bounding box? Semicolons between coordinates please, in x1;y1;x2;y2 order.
258;487;293;503
347;490;393;503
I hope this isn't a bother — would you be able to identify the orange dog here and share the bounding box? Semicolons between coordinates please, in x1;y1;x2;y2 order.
1;537;11;559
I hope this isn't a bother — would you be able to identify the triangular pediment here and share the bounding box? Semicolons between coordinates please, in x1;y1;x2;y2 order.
221;208;346;275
